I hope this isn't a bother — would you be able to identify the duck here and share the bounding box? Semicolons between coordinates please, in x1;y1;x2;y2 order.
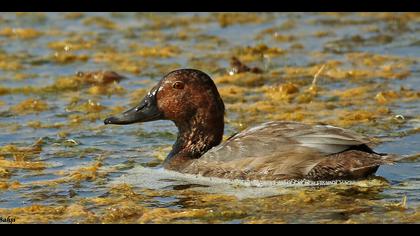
104;69;394;181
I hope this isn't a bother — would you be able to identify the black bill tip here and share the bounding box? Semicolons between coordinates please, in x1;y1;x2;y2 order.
104;117;117;125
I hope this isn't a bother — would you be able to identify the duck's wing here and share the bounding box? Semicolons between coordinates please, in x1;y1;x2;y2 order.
185;121;375;180
209;121;373;158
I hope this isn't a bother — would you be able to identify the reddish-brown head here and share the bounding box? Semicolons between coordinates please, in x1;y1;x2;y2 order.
156;69;225;126
104;69;226;162
105;69;224;126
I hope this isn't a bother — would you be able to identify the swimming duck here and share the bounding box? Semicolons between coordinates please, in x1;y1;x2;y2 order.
104;69;393;181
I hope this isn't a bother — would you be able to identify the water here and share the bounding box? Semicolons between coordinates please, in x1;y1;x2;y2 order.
0;12;419;223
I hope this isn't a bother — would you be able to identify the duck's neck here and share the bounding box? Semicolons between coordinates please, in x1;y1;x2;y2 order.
163;112;224;170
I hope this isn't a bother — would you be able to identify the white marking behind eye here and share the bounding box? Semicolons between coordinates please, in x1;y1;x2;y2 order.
148;86;159;96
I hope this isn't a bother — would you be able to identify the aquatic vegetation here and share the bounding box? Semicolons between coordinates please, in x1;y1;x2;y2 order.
51;52;89;64
93;51;147;75
0;138;43;156
10;98;49;115
75;71;126;85
215;74;267;87
63;12;85;20
133;45;181;58
232;44;286;62
0;181;21;190
264;82;300;102
66;161;103;182
13;73;36;81
0;204;83;223
218;85;247;104
0;72;128;97
0;27;42;39
375;91;401;104
215;13;273;28
0;12;419;224
88;84;126;96
0;88;10;96
82;16;118;30
67;99;105;114
27;121;64;129
48;38;98;51
0;167;11;178
0;52;25;71
139;13;212;30
0;159;46;170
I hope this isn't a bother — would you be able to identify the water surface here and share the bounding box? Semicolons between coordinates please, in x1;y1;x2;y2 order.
0;12;419;223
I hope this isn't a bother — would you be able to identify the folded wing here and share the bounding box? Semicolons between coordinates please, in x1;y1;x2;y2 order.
184;121;376;180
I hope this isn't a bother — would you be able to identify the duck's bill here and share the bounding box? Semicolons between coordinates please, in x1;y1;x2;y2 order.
104;90;163;125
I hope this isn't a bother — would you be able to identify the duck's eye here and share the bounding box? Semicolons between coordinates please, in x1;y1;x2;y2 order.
172;81;185;90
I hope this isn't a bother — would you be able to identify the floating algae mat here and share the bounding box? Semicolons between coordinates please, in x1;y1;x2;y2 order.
0;12;420;223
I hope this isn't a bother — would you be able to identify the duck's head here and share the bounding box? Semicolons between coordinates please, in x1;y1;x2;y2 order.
105;69;225;165
104;69;225;127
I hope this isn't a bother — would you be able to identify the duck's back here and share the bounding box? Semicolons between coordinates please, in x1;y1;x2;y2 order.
181;121;392;181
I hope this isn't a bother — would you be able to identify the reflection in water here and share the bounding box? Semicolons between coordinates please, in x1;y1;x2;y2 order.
111;166;387;200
